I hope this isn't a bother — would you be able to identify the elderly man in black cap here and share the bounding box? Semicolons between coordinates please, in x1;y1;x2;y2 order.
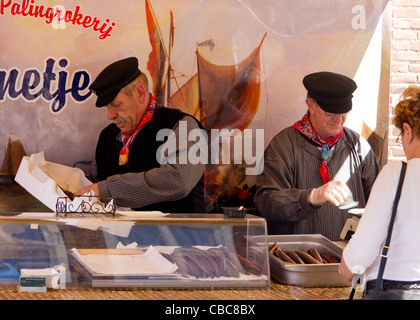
254;71;380;240
77;57;206;213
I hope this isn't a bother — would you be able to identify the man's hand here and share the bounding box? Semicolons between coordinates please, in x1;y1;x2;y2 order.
308;181;349;206
75;183;100;199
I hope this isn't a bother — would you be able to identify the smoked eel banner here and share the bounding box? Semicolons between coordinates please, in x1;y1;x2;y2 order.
0;0;390;211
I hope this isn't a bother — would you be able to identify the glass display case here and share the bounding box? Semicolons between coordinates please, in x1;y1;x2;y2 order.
0;212;269;290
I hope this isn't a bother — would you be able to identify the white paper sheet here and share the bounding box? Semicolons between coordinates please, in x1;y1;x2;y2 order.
71;245;178;276
115;209;167;217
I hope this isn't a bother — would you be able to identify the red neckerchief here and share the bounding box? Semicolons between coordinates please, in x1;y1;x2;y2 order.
293;111;343;184
119;94;156;166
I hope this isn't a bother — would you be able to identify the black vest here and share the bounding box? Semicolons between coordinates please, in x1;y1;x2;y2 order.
95;106;205;213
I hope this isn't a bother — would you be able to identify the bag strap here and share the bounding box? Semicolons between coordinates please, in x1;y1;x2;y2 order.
372;161;407;299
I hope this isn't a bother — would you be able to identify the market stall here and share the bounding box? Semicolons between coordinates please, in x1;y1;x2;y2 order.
0;182;362;300
0;1;391;305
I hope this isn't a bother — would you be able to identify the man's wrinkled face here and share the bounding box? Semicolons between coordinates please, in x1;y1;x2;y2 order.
306;98;348;141
106;89;145;134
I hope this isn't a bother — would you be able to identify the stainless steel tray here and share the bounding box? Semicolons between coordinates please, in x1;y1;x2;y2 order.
253;234;348;287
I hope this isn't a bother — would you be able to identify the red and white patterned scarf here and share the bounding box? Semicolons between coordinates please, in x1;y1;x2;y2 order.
119;94;156;165
293;111;343;184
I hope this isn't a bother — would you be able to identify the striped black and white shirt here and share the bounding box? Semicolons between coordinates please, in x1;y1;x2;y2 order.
254;126;380;240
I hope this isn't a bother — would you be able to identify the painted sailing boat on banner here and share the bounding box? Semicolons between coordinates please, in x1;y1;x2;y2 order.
170;36;265;132
145;0;266;210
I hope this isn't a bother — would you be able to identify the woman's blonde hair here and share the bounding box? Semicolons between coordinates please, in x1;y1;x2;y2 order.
393;86;420;137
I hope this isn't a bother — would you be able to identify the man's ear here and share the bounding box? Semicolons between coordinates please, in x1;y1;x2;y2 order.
306;98;317;114
134;84;146;102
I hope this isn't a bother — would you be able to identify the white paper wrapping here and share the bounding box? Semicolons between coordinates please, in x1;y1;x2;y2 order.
71;245;178;276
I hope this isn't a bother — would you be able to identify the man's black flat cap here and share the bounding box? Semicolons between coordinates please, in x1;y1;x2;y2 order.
89;57;141;107
303;71;357;114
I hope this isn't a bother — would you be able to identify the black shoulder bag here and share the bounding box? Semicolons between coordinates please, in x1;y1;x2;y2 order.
372;161;407;300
